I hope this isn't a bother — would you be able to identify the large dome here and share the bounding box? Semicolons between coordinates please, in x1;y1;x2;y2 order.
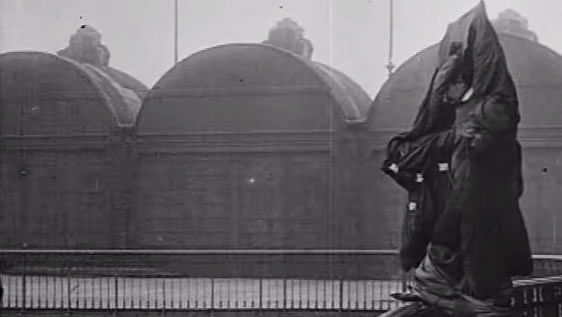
368;34;562;130
0;51;146;134
137;43;371;134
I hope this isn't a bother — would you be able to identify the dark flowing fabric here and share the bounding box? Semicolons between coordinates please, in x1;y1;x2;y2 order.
381;0;532;305
378;302;444;317
412;244;514;316
382;129;457;271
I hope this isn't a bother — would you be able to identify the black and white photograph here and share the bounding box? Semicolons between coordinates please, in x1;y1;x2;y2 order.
0;0;561;315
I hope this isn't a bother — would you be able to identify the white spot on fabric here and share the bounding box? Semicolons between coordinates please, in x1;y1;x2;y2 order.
408;202;417;211
438;163;449;172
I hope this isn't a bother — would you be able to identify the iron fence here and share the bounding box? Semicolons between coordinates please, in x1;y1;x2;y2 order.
0;276;404;311
0;249;404;312
0;249;561;314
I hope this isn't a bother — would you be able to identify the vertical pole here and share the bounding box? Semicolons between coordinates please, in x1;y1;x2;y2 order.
66;269;71;312
174;0;179;64
114;276;118;312
145;278;150;309
60;268;64;309
2;274;5;310
91;276;95;308
211;278;215;310
386;0;395;75
401;271;408;292
339;277;343;312
170;277;174;309
283;278;287;311
21;254;26;312
99;276;102;309
162;279;166;314
388;0;394;62
259;278;263;310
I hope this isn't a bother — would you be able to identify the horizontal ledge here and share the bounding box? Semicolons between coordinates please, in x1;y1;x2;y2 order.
1;250;558;260
134;147;332;154
145;86;329;99
136;130;337;137
1;134;112;139
0;308;390;312
0;249;399;255
367;125;562;134
1;94;103;102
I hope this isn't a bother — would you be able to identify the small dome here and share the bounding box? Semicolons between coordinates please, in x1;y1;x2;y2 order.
368;34;562;130
137;43;370;134
57;25;148;109
58;25;110;66
492;9;538;42
263;18;313;60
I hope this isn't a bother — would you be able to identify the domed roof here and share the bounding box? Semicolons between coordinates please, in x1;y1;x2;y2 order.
368;34;562;130
101;66;149;98
137;43;371;133
0;51;145;135
311;63;372;120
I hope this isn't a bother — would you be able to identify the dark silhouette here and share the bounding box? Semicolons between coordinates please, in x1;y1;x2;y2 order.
381;2;532;315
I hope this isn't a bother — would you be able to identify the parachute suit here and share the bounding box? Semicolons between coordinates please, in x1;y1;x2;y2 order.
380;2;532;315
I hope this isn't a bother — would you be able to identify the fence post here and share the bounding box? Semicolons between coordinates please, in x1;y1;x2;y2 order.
20;253;26;312
558;283;562;317
339;276;343;312
0;272;3;310
283;277;287;311
66;267;71;313
401;271;408;293
114;275;118;314
211;277;215;311
259;277;263;310
162;278;166;315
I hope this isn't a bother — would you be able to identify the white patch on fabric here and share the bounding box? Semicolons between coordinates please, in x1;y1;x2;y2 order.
438;163;449;172
461;87;474;102
408;202;417;211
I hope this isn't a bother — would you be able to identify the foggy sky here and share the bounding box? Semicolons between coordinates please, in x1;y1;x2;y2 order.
1;0;560;97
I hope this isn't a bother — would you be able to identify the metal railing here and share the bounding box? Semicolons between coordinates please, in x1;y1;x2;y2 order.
0;249;403;312
0;249;561;314
511;276;562;316
0;276;403;311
